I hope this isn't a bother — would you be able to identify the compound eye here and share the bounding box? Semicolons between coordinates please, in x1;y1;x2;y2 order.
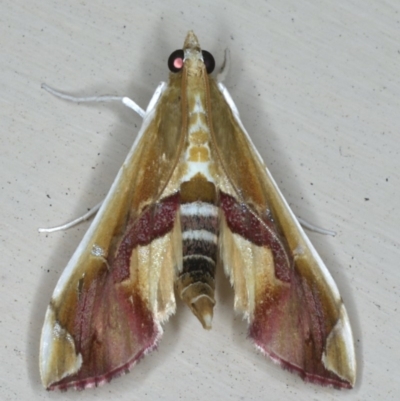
202;50;215;74
168;49;184;73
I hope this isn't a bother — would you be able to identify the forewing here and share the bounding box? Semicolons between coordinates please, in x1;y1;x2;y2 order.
211;80;356;388
40;75;184;390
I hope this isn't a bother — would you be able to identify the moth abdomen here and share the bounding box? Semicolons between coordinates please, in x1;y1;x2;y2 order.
177;201;219;329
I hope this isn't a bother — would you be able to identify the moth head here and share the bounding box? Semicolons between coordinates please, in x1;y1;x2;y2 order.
167;31;215;74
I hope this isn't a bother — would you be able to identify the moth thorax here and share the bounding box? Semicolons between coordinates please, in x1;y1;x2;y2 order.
177;179;218;329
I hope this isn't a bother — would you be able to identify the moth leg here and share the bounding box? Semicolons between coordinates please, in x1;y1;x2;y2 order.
122;97;145;117
297;216;336;237
38;201;102;233
216;48;231;83
41;83;146;118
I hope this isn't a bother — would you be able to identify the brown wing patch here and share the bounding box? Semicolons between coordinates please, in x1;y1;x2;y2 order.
249;267;353;388
46;279;158;390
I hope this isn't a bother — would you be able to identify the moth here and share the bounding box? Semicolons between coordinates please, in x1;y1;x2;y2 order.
40;31;356;390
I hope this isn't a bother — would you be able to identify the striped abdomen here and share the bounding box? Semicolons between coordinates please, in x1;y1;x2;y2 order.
177;177;218;329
